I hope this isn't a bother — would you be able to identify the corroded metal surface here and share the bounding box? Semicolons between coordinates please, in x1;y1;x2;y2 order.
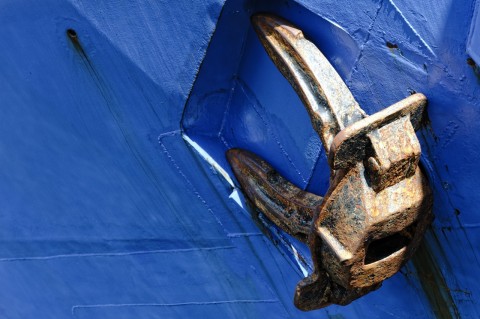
226;148;322;242
250;14;366;151
226;14;433;310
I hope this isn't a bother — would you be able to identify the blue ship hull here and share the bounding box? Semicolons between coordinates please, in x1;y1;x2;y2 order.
0;0;478;318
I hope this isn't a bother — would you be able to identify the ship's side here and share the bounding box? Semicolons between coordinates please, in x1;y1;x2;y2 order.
0;0;478;318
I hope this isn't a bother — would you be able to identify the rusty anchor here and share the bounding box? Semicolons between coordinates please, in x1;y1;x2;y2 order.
226;14;433;310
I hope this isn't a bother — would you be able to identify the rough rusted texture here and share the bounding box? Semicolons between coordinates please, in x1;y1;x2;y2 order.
226;148;322;242
226;13;433;311
329;93;426;171
366;116;421;192
313;164;432;290
251;14;366;151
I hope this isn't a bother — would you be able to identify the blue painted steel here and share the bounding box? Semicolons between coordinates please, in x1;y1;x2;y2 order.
0;0;478;318
468;0;480;64
185;0;480;318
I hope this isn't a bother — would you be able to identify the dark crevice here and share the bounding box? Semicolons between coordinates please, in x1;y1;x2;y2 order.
365;232;410;264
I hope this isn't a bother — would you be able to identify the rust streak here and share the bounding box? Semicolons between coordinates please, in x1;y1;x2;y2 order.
412;238;460;319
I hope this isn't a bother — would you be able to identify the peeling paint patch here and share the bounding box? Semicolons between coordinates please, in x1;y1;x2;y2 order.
229;189;245;209
384;0;436;57
291;244;309;277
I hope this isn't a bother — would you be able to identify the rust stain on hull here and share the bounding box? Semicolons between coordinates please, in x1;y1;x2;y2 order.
412;233;460;319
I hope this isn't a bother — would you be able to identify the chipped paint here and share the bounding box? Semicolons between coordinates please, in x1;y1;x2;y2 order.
183;134;236;188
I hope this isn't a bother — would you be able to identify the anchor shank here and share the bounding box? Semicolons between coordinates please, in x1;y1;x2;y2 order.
251;14;366;152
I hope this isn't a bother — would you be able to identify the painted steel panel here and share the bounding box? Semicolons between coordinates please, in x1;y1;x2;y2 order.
0;0;478;318
468;0;480;64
